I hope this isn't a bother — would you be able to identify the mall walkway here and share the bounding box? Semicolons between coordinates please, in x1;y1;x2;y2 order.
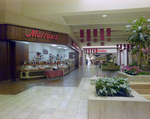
0;65;116;119
0;65;117;95
0;66;150;119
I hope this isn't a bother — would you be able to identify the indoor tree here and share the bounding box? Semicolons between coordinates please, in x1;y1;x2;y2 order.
106;53;112;62
124;16;150;67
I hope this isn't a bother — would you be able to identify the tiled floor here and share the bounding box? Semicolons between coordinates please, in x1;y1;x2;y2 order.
0;65;117;95
0;78;90;119
0;65;118;119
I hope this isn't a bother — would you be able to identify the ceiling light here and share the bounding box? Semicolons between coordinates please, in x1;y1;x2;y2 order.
58;47;62;49
102;15;107;17
51;44;57;46
64;48;67;49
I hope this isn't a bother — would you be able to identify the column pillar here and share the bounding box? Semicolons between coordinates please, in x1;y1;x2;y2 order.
124;49;127;66
118;49;120;65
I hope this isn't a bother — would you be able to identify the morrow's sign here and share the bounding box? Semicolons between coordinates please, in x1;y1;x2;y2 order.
25;30;58;40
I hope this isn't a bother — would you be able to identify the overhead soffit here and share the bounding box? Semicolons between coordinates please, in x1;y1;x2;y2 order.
4;0;150;48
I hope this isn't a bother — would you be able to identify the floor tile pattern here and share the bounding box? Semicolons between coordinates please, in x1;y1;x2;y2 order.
0;65;117;95
0;65;118;119
0;77;90;119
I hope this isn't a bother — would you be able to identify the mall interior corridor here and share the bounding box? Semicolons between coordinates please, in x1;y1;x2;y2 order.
0;65;117;95
0;66;150;119
0;66;117;119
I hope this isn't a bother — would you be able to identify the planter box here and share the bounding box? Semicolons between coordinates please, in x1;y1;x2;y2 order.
115;66;120;70
88;85;150;119
117;71;150;82
101;65;109;70
108;63;115;70
90;77;102;85
101;63;120;70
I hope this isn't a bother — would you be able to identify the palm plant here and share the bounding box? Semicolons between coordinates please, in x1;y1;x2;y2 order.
105;53;112;62
124;16;150;67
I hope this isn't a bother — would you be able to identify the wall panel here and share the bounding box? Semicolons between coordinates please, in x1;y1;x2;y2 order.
0;24;6;40
15;42;29;79
0;41;8;81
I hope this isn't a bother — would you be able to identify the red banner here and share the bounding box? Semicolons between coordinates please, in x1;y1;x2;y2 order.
120;44;122;49
116;44;119;48
93;49;95;53
80;30;84;38
93;29;97;37
88;49;90;53
124;44;126;49
100;29;104;41
107;28;111;37
87;29;91;41
127;44;129;49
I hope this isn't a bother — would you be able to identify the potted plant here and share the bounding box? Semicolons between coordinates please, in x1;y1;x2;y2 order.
87;42;91;46
93;38;97;42
124;16;150;67
107;37;111;42
100;41;105;46
121;65;142;75
121;65;150;75
95;76;132;97
80;39;84;43
105;53;112;62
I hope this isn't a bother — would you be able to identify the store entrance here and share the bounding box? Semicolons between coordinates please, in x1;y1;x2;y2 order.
85;54;96;66
19;42;78;80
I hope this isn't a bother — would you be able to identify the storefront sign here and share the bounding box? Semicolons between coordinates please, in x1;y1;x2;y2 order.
72;41;78;49
25;30;58;40
97;49;107;52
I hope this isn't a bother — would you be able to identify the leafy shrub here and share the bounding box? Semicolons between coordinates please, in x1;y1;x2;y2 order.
129;62;144;69
122;65;150;75
139;71;150;75
115;63;118;66
121;65;142;75
129;62;137;67
103;63;108;66
95;77;132;97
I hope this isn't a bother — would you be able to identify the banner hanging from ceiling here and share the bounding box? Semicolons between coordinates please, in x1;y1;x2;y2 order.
100;29;104;41
93;29;97;37
80;30;84;38
87;29;91;41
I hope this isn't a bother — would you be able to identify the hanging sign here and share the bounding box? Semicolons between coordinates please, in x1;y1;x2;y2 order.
25;30;58;40
72;41;78;49
97;49;107;52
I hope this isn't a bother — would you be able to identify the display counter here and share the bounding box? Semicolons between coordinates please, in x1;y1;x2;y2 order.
44;70;64;81
20;63;76;79
69;64;76;71
61;67;70;75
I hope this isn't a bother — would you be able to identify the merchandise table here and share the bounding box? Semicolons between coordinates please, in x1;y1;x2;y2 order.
44;70;64;81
